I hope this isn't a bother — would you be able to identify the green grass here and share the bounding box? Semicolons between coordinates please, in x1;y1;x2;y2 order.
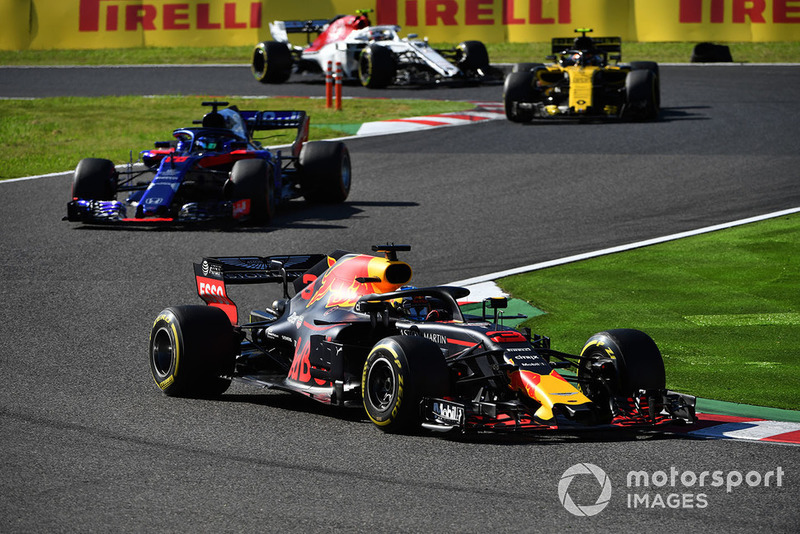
0;96;471;179
1;42;798;66
497;213;800;411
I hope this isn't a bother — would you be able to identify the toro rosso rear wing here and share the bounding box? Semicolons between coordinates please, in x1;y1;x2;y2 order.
239;110;310;157
194;254;327;324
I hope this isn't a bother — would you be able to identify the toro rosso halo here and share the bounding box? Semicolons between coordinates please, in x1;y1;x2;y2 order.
149;245;695;434
66;101;351;224
504;28;660;122
252;9;493;88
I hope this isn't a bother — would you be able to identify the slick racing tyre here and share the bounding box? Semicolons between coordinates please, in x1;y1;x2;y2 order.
625;69;659;121
252;41;292;84
455;40;490;73
362;336;450;433
358;44;396;88
298;141;351;203
630;61;660;81
578;329;666;418
72;158;117;200
503;71;535;123
228;159;275;223
630;61;661;108
149;306;235;398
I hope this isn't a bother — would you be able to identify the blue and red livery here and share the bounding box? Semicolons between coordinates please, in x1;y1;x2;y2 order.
66;101;351;225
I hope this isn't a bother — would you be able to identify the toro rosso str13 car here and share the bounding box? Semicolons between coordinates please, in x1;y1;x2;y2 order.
252;9;491;88
504;29;660;122
149;245;695;434
66;101;351;224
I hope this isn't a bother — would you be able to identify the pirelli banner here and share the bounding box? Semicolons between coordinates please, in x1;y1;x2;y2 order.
2;0;799;51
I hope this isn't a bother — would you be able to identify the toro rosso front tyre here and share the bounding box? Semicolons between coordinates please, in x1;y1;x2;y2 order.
362;335;450;433
299;141;351;203
252;41;292;84
149;306;235;398
228;159;275;224
72;158;117;200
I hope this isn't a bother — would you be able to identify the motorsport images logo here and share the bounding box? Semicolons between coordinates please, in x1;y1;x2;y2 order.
558;463;786;516
558;463;612;517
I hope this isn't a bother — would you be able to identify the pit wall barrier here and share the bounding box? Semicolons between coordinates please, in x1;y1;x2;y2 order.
2;0;798;51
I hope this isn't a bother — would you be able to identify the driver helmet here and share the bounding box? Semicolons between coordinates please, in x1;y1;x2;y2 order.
403;294;431;321
368;28;391;41
401;294;451;322
560;51;580;67
584;52;602;66
196;137;218;151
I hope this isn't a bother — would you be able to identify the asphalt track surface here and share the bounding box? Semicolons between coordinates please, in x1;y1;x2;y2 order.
2;65;799;532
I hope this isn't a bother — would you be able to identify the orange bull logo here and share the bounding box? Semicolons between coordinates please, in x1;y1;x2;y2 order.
305;255;410;309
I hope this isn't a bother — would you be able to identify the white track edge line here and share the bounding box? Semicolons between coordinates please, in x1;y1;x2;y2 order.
450;206;800;286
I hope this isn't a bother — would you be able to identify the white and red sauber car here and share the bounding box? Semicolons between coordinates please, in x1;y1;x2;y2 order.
251;10;493;88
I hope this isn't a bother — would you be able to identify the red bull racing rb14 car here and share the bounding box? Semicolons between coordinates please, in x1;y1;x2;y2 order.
149;245;695;434
66;101;351;225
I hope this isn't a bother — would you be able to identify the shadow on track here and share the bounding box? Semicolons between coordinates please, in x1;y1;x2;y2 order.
218;390;697;446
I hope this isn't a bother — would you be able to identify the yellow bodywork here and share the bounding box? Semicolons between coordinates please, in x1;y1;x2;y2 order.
566;65;600;113
535;64;626;117
509;369;593;421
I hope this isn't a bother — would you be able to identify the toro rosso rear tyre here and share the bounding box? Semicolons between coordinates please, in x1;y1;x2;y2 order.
578;329;666;417
503;71;535;123
456;40;490;73
149;306;235;398
228;159;275;223
362;336;450;433
252;41;292;84
625;69;659;121
72;158;117;200
299;141;351;203
359;44;396;88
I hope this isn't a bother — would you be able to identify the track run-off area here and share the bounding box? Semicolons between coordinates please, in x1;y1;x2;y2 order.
1;64;799;532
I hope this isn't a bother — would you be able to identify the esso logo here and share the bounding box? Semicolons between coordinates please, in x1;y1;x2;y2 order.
199;281;225;298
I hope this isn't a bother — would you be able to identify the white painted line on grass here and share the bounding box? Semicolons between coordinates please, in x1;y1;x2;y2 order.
2;171;72;183
451;206;800;286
